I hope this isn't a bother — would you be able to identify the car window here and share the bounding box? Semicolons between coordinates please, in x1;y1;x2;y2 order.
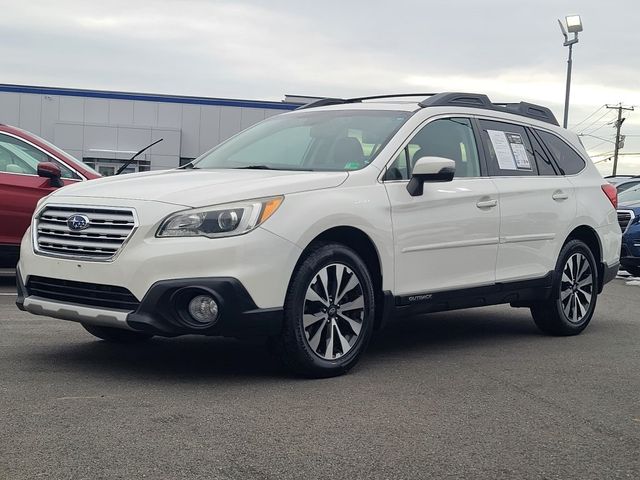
385;117;480;180
478;120;538;176
618;184;640;204
617;180;640;194
195;110;410;172
384;148;410;180
536;130;586;175
226;126;313;167
0;133;80;179
527;129;560;175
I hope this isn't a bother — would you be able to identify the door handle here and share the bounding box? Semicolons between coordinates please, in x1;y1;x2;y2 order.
476;199;498;209
552;191;569;201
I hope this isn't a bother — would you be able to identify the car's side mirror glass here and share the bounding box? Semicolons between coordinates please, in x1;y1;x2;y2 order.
37;161;64;188
406;156;456;196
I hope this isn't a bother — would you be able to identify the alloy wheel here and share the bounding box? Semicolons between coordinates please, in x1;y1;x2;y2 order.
560;252;593;323
302;263;365;360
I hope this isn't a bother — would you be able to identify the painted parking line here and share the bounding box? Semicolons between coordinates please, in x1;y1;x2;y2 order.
0;292;16;296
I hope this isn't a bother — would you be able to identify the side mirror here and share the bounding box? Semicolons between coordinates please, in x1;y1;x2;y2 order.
37;162;64;188
406;156;455;197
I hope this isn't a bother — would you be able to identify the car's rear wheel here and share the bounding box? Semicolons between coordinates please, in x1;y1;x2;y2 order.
82;324;153;343
273;242;375;378
530;239;598;336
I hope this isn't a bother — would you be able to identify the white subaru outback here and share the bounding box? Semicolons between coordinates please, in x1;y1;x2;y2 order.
16;92;621;377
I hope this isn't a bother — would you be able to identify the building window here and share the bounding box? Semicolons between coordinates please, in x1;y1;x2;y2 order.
83;157;151;176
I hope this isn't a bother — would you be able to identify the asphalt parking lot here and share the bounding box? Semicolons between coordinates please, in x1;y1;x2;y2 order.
1;275;639;480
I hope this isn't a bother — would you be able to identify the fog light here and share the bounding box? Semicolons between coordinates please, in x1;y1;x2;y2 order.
188;295;219;324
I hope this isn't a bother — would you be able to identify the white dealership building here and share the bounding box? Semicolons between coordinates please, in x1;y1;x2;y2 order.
0;84;301;175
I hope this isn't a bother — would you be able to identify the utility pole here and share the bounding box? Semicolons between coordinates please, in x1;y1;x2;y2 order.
606;103;634;176
558;16;583;129
563;43;574;129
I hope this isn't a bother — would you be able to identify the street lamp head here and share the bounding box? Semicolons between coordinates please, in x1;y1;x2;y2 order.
566;15;583;34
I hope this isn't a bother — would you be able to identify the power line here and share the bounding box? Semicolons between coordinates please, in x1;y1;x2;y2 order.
586;140;613;151
577;109;615;134
579;133;615;143
581;119;617;137
570;105;605;129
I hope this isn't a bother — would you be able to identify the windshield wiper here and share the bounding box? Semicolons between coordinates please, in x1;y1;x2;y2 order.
232;165;315;171
115;138;163;175
234;165;275;170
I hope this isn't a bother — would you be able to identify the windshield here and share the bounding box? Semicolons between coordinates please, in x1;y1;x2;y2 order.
192;110;411;171
619;184;640;204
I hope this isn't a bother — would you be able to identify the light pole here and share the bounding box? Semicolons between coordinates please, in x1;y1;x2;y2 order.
558;15;583;128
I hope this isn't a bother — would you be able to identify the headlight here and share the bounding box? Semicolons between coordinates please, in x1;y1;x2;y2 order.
156;196;283;238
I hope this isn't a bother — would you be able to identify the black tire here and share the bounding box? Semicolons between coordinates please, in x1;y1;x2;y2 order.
530;239;598;336
81;323;153;343
623;266;640;277
272;242;376;378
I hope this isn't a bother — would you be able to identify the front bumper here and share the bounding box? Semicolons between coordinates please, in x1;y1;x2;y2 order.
19;196;302;309
17;267;282;337
620;227;640;270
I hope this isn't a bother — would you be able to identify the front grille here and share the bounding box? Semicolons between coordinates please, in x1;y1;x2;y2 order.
34;205;136;260
27;276;140;311
617;210;634;232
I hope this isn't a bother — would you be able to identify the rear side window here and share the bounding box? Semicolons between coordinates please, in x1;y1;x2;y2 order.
526;129;560;175
536;130;586;175
478;120;537;176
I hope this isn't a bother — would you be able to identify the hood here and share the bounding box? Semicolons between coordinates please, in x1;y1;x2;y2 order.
50;168;349;207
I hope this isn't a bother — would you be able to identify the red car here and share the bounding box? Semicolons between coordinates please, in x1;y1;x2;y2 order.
0;124;100;267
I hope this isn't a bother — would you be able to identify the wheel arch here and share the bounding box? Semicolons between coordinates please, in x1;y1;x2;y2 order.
301;226;383;288
564;224;606;292
295;226;391;329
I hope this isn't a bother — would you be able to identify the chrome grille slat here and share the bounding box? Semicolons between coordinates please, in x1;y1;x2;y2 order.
36;245;115;256
38;236;123;249
38;217;134;227
37;228;128;239
34;204;137;261
42;211;133;222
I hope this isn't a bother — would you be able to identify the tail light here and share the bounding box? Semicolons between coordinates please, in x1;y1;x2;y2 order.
601;183;618;209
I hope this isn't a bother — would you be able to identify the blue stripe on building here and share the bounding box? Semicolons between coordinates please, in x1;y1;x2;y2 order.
0;84;299;111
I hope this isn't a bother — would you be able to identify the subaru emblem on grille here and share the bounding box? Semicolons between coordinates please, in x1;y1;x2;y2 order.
67;214;90;231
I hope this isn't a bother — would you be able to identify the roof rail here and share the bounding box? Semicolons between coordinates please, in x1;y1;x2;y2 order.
296;98;348;110
419;92;559;126
494;102;559;126
296;93;437;110
419;92;494;109
349;93;437;102
297;91;560;126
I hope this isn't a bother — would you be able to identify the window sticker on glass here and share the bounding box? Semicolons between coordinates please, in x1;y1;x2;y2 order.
505;133;532;170
487;130;517;170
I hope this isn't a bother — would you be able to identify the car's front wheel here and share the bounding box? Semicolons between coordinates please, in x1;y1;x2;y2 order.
530;239;598;336
273;242;375;378
82;324;153;343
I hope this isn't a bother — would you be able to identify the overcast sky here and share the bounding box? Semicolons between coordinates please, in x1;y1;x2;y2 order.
2;0;640;173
